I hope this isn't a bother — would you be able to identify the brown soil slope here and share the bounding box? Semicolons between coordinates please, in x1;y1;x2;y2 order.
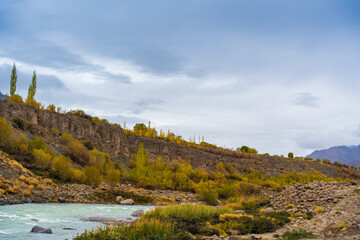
1;100;359;178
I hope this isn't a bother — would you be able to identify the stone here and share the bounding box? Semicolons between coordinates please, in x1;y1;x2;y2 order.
120;199;134;205
250;234;259;240
26;198;32;203
58;197;65;203
234;210;245;214
131;209;144;217
115;196;124;203
31;226;53;234
63;228;76;230
228;229;238;235
263;207;274;213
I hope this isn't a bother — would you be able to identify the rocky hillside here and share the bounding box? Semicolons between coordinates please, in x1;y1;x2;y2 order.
307;145;360;167
1;100;360;179
270;181;360;240
0;151;196;205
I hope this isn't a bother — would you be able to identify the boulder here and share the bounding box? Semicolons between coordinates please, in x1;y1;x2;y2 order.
228;229;238;235
120;199;134;205
31;226;53;234
58;197;65;203
131;209;144;217
263;207;274;213
115;196;124;203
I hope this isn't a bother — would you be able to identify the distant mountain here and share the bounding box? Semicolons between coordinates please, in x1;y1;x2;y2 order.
306;145;360;167
0;92;5;100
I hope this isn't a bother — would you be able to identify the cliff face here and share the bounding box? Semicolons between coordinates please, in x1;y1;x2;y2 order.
0;101;129;160
1;100;359;178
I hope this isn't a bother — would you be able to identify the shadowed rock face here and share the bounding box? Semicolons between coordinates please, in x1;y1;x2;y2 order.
0;100;359;178
0;101;129;161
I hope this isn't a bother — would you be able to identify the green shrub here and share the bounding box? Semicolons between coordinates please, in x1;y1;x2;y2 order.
322;158;331;164
145;204;230;235
10;94;24;104
33;149;53;170
334;161;342;167
13;117;24;130
29;136;48;150
74;218;192;240
0;117;13;146
107;169;121;186
51;155;73;181
197;182;219;205
84;166;102;186
47;104;56;112
251;217;276;233
264;211;290;227
83;140;94;150
218;183;237;199
280;229;317;240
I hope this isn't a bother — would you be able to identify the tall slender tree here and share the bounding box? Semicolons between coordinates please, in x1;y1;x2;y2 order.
10;63;17;97
26;71;37;105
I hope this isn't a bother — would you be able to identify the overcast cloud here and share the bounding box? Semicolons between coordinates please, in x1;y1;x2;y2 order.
1;0;360;156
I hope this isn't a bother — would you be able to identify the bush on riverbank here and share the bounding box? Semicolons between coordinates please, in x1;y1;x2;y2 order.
75;203;294;239
74;218;192;240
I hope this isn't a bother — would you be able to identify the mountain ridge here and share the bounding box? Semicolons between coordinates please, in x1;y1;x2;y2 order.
306;145;360;167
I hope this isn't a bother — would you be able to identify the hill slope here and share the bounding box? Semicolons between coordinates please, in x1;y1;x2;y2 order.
307;145;360;167
1;100;359;179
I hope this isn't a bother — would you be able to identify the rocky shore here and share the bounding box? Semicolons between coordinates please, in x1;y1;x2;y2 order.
271;181;360;240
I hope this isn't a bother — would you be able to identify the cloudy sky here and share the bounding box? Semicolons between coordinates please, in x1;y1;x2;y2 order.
1;0;360;156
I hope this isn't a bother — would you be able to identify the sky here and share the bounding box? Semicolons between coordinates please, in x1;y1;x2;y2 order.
1;0;360;156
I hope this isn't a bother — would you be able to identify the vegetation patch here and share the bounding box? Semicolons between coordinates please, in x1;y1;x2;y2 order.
91;189;154;204
274;229;317;240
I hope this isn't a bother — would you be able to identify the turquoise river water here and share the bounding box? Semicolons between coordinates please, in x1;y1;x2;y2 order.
0;203;153;240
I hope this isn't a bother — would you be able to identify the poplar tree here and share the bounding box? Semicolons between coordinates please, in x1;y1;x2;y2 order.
10;63;17;97
26;71;37;105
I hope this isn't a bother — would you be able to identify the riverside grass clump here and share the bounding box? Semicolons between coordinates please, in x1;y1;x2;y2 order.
74;218;192;240
76;204;293;239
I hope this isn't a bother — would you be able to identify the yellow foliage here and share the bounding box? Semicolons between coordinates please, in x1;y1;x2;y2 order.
315;206;323;213
26;177;39;186
37;184;46;190
19;174;27;182
71;169;87;183
0;188;5;197
43;178;55;185
33;149;53;170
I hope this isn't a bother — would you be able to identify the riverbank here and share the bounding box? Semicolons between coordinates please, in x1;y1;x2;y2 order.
0;151;198;206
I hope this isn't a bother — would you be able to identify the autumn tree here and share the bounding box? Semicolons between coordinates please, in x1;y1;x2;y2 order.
10;63;17;97
26;71;37;105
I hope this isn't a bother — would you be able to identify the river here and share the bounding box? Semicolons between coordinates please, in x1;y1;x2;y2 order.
0;203;153;240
